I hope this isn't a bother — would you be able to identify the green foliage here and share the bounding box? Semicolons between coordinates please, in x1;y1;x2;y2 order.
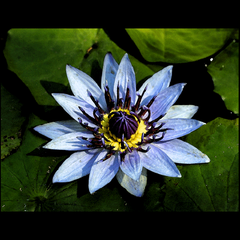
1;114;129;211
163;117;239;211
126;28;237;63
1;84;26;159
4;29;99;106
3;29;154;108
207;41;239;114
2;28;239;211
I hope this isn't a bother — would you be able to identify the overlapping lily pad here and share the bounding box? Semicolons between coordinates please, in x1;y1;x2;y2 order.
163;117;239;211
3;29;154;109
207;41;239;114
1;84;26;159
1;114;238;211
2;28;239;212
3;29;99;106
1;113;129;212
126;29;237;63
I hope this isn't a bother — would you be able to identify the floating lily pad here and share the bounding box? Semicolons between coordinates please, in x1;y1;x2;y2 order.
3;29;154;110
1;84;27;159
126;29;237;63
207;41;239;114
2;28;238;212
1;114;238;211
163;117;239;211
3;29;99;107
1;113;129;212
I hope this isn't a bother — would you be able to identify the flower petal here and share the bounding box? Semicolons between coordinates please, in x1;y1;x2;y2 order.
120;149;142;181
113;53;136;105
89;151;120;194
161;105;199;120
153;139;210;164
66;64;101;100
138;65;173;106
43;132;92;151
149;83;186;121
34;120;88;140
116;167;147;197
101;52;119;102
66;64;107;111
139;144;181;177
52;148;101;183
156;118;205;141
52;93;97;127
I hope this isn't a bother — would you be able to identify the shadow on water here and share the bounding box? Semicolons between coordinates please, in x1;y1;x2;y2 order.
170;60;237;123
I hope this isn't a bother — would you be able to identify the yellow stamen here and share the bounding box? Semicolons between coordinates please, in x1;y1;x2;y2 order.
98;108;147;152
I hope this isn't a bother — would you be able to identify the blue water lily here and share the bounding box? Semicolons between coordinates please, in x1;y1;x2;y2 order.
34;53;210;197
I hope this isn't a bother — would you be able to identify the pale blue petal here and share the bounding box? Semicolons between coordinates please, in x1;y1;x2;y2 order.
120;149;142;181
52;93;97;127
113;53;136;105
139;144;181;178
149;83;186;121
52;148;102;183
138;65;173;106
101;52;119;103
34;120;89;140
43;132;92;151
161;105;199;120
116;167;147;197
153;139;210;164
89;151;120;194
66;65;107;111
156;118;205;141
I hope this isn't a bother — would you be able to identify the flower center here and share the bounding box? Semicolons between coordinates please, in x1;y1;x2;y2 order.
77;83;171;154
108;111;139;140
98;108;147;152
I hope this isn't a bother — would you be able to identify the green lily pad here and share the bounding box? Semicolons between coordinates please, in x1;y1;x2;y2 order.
3;29;154;110
2;28;238;212
3;29;99;107
126;29;237;63
1;84;27;159
79;29;155;86
1;113;129;212
2;114;238;211
163;117;239;211
207;41;239;114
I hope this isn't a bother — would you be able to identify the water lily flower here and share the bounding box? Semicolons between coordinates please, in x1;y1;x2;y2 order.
34;53;210;197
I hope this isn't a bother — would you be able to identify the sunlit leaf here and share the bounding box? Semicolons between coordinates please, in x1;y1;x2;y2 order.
3;29;99;106
3;29;154;109
163;117;239;211
126;28;237;63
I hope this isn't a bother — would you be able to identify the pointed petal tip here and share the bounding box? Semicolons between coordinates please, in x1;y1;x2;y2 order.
52;177;58;184
51;92;58;98
106;51;112;56
52;172;60;183
205;155;211;163
167;65;173;70
33;126;38;132
42;144;49;149
66;64;72;71
52;174;63;184
198;120;206;126
134;192;144;197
